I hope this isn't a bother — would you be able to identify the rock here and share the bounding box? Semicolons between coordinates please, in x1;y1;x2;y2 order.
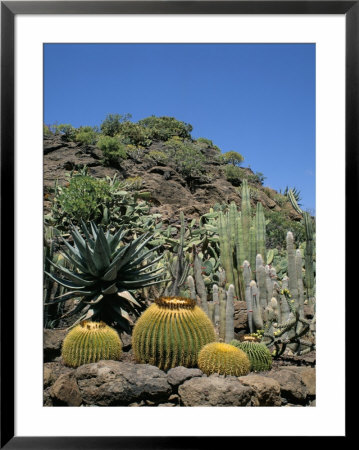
44;134;303;223
178;375;253;406
50;373;82;406
265;369;308;404
167;367;203;388
281;367;316;396
43;362;73;388
233;301;248;332
43;329;67;362
75;360;172;406
168;394;180;404
158;403;176;407
238;374;281;406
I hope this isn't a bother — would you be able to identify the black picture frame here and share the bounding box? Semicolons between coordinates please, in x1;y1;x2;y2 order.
1;1;352;447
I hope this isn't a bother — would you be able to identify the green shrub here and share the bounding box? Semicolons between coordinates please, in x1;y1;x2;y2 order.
147;150;169;164
265;209;306;249
55;124;76;141
56;175;112;223
196;137;213;147
100;113;132;137
117;122;152;147
222;151;244;166
97;135;127;165
138;116;193;141
75;126;98;145
43;124;53;136
223;164;242;186
166;137;206;178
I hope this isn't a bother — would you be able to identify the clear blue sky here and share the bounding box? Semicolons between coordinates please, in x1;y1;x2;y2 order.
44;43;315;213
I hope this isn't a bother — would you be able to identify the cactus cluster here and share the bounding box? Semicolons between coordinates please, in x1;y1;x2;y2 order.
62;321;122;368
132;296;216;371
230;340;272;372
198;342;250;376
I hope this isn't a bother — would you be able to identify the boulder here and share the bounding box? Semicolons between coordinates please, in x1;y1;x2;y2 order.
238;374;282;406
43;329;67;362
167;366;203;388
50;373;82;406
281;367;316;396
265;369;308;404
75;360;171;406
178;375;253;406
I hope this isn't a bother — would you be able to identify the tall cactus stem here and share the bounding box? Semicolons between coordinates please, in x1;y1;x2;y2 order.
225;284;235;343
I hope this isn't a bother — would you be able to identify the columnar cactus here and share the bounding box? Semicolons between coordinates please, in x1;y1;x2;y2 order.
256;254;267;312
296;249;305;316
250;280;263;330
61;321;122;368
255;202;266;263
286;231;299;307
243;261;254;333
225;284;235;343
303;212;315;300
241;179;251;261
230;340;272;372
132;297;216;371
198;342;250;376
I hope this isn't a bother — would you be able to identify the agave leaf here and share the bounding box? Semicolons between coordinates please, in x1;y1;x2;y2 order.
82;294;104;305
101;264;117;281
109;227;127;253
125;254;163;273
97;227;111;259
119;273;164;287
80;220;95;247
68;305;98;328
84;243;100;276
92;231;110;272
122;266;163;280
62;239;83;262
117;291;141;308
90;221;99;241
44;271;86;290
102;282;118;295
59;251;90;275
60;301;89;319
116;234;153;272
125;245;162;270
110;302;133;324
44;290;86;305
120;308;134;324
47;260;95;286
108;306;132;333
71;227;88;255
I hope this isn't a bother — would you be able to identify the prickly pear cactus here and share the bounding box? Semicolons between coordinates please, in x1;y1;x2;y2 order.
198;342;250;376
61;321;122;368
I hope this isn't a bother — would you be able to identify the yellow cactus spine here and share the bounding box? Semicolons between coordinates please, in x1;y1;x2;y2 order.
132;297;216;371
198;342;250;377
61;321;122;368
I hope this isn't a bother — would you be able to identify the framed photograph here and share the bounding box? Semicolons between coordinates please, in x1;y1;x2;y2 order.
1;1;352;447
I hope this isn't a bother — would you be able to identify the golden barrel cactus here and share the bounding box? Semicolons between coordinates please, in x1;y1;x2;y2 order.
132;297;216;371
61;321;122;368
198;342;250;376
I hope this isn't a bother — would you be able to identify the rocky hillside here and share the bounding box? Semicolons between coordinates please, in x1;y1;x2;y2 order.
44;134;301;224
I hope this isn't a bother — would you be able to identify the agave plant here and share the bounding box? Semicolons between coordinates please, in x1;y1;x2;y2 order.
45;221;164;332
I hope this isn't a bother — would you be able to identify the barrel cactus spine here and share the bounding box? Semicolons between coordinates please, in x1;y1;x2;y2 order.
198;342;250;376
132;296;216;371
61;321;122;368
230;340;272;372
